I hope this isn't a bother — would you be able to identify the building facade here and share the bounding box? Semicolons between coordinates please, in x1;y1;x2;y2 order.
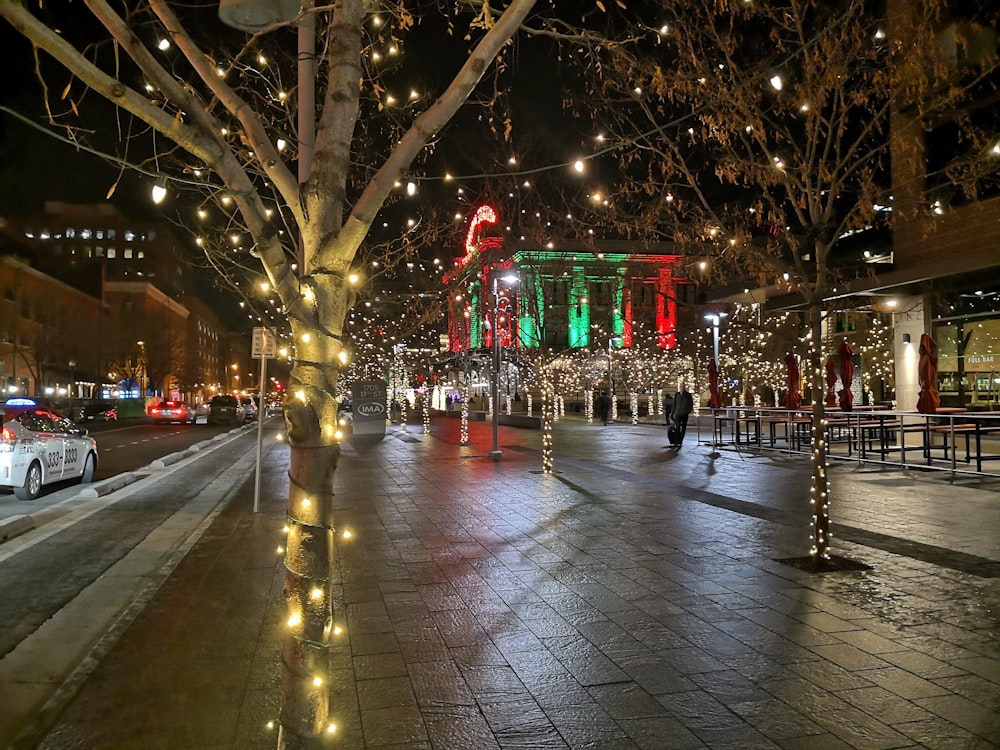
445;204;699;357
4;201;193;298
0;256;103;398
0;202;255;405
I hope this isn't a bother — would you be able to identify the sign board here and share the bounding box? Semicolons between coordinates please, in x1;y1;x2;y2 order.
252;327;276;359
351;380;387;436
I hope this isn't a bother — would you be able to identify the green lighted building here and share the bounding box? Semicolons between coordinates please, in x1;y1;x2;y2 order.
444;204;699;355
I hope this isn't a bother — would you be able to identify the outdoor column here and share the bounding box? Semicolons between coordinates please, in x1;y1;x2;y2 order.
892;295;929;412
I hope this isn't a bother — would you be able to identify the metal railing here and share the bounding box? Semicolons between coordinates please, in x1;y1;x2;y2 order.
698;406;1000;479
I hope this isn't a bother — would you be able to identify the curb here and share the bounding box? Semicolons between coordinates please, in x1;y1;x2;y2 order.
0;514;34;542
0;424;256;546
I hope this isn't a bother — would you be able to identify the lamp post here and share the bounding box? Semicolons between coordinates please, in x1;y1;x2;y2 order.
219;0;313;270
489;272;518;460
704;312;728;364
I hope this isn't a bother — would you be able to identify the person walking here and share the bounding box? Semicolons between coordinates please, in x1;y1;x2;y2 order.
596;390;612;425
669;381;694;449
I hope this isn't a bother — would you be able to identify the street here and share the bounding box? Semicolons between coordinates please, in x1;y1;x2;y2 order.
0;422;271;661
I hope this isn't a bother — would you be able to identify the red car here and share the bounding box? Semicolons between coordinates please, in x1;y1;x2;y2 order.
148;400;197;424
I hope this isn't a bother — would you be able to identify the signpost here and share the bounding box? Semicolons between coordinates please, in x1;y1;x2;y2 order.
252;327;276;512
351;379;387;437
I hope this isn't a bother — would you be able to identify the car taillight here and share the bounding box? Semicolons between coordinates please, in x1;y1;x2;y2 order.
1;427;17;443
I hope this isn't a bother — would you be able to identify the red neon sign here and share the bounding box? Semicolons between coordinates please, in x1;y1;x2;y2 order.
459;205;498;268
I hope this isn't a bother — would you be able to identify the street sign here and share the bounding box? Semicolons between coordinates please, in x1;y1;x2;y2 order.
252;327;276;359
252;326;276;512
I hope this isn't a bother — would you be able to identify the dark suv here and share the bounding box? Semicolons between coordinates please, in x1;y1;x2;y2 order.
207;394;246;426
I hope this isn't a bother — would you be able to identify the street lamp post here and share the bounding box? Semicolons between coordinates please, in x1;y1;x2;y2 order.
705;312;728;364
489;272;518;460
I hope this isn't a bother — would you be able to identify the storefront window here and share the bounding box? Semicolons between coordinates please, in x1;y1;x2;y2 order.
934;316;1000;409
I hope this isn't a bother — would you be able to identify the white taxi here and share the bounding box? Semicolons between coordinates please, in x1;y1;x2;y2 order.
0;398;99;501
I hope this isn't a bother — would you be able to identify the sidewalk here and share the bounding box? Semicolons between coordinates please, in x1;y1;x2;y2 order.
28;417;1000;748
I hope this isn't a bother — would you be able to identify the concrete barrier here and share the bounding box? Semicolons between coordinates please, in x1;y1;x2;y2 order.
0;515;34;542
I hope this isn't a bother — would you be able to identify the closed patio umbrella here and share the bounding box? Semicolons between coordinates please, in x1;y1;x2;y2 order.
825;357;837;407
783;352;802;409
707;359;722;408
916;333;941;413
838;341;855;411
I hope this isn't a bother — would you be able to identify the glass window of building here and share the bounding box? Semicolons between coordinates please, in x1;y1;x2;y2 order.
107;248;117;258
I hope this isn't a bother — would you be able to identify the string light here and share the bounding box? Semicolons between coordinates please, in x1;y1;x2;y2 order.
151;177;168;204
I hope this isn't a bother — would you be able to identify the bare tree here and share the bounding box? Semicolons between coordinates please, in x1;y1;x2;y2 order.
561;0;1000;563
0;0;539;744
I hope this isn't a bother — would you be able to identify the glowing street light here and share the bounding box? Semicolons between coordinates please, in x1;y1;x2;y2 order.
704;311;728;364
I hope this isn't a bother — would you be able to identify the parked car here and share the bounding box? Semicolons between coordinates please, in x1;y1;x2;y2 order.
207;394;246;426
0;398;98;501
243;398;258;422
80;403;118;422
148;400;196;424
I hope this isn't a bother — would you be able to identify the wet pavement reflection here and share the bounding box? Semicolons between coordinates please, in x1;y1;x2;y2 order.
39;414;1000;749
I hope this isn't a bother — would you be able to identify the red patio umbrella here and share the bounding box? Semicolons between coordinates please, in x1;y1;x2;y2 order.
916;333;941;414
824;357;837;407
838;341;855;411
707;359;722;408
783;352;802;409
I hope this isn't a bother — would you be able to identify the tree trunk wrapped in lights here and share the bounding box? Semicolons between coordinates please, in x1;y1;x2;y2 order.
542;373;554;474
460;385;470;445
807;303;832;561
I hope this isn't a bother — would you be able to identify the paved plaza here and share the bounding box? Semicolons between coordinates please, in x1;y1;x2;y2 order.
15;415;1000;749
